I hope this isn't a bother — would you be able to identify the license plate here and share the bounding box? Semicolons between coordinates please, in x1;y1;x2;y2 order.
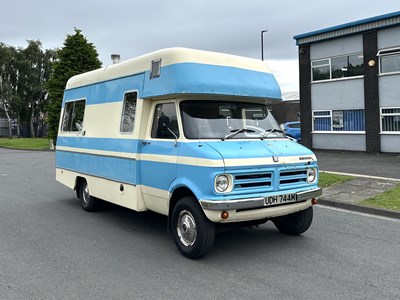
265;193;298;206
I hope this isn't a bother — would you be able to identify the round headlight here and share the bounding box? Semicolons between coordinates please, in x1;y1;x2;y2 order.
307;168;317;184
215;175;229;193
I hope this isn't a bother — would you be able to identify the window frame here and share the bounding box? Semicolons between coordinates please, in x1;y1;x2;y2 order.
61;98;87;133
120;90;138;134
312;110;332;132
312;109;365;133
150;101;180;140
380;107;400;134
311;52;364;82
311;59;331;81
378;47;400;75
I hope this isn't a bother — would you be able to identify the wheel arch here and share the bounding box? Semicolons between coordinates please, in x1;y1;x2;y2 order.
167;186;197;232
169;186;197;216
75;176;86;198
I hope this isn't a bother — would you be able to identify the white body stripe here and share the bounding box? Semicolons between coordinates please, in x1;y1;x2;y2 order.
56;168;147;212
56;146;137;159
56;146;316;168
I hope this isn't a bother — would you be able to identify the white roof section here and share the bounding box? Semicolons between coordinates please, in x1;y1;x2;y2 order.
66;47;274;90
282;91;299;101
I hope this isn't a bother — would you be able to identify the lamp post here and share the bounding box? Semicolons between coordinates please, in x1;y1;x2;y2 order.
261;30;268;61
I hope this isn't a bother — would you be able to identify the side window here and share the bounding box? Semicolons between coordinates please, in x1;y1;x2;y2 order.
151;103;179;139
120;91;137;133
379;48;400;74
381;108;400;132
62;99;86;132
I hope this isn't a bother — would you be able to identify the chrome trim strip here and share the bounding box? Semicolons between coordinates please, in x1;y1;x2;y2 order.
200;187;322;211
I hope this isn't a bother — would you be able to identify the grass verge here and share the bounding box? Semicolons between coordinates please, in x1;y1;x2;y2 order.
360;183;400;211
319;172;354;188
0;138;50;150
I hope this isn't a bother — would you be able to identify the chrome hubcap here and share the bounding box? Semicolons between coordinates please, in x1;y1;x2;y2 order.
177;210;197;247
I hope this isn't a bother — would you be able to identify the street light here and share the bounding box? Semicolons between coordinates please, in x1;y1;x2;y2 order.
261;30;268;61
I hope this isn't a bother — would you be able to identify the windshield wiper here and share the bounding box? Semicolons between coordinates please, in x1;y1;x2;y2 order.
262;128;284;139
222;128;255;141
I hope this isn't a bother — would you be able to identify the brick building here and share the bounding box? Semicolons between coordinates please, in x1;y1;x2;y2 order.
294;11;400;153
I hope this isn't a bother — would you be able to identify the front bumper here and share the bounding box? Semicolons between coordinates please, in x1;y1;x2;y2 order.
199;187;322;211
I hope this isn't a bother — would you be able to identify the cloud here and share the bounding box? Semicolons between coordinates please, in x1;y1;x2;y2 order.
1;0;399;91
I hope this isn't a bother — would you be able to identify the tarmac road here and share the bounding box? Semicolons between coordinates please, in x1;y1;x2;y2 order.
315;150;400;179
1;148;400;299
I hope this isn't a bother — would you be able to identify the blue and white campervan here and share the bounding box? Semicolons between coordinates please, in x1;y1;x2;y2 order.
56;48;321;258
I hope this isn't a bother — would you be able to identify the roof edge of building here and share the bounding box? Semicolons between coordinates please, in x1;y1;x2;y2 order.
294;11;400;45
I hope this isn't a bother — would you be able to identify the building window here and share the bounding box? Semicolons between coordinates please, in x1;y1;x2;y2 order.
313;109;365;132
378;48;400;74
381;108;400;132
313;110;331;131
61;99;86;132
312;59;330;81
311;53;364;82
120;91;137;133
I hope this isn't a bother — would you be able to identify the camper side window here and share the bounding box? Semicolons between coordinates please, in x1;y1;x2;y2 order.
151;103;179;139
120;92;137;133
62;99;86;132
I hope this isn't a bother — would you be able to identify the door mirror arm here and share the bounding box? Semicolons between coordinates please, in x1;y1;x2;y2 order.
163;123;178;147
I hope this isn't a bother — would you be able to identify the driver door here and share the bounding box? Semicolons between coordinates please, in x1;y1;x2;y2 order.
139;102;180;214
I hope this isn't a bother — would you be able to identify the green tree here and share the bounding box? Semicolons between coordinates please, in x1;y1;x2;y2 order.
0;43;19;138
1;41;55;138
47;28;102;142
17;40;56;137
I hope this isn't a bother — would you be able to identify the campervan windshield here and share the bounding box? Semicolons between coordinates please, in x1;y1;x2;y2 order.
180;100;284;140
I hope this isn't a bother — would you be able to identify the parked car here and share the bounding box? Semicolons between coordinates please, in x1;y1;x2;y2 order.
282;121;301;141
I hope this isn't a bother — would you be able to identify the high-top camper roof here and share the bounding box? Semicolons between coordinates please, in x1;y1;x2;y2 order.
65;47;282;100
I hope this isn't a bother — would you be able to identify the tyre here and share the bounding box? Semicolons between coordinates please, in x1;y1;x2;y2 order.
171;196;215;259
78;179;98;212
273;207;313;236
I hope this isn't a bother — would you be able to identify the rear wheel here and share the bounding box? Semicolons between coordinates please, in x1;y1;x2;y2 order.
78;179;98;212
171;196;215;259
273;207;313;235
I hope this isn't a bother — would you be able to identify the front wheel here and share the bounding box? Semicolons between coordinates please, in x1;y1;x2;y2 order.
273;207;313;235
171;196;215;259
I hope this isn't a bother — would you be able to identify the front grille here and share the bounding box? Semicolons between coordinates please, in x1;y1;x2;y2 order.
279;169;307;188
227;166;312;196
233;172;272;192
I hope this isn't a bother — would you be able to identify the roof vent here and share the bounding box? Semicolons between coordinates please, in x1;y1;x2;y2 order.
111;54;121;64
150;58;162;79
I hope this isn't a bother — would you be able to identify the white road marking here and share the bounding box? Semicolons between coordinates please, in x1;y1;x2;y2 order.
320;170;400;182
317;205;400;222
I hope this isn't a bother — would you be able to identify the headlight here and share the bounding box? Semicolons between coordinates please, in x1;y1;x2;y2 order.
307;168;317;184
215;175;229;193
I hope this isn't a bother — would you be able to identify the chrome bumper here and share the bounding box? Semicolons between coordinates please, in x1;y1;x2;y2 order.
200;187;322;211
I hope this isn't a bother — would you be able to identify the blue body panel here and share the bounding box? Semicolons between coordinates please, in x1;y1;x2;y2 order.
63;74;146;106
56;137;318;201
142;63;281;100
63;62;281;104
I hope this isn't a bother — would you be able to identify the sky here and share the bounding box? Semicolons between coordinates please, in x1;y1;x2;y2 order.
1;0;399;92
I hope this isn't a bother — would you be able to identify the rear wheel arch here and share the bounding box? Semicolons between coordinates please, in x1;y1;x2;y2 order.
76;177;98;212
75;176;85;199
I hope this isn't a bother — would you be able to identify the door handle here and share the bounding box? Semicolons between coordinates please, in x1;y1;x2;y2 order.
142;140;151;145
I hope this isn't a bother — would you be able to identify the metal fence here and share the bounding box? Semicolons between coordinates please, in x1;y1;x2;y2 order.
0;118;48;137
